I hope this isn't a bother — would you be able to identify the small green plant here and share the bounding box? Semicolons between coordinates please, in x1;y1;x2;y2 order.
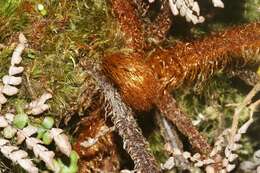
0;0;21;16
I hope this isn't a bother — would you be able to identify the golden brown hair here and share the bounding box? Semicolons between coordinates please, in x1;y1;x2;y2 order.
102;53;159;111
148;22;260;91
103;23;260;112
110;0;145;51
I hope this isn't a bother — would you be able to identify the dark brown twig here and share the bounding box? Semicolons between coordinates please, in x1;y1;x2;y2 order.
146;0;172;44
156;90;212;156
82;60;161;173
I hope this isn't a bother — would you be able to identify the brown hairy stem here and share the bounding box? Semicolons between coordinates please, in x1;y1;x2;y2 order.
148;22;260;91
102;52;212;156
102;22;260;158
104;23;260;113
110;0;146;51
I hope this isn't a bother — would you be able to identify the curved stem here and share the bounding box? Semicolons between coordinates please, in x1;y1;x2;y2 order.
156;90;212;156
148;22;260;90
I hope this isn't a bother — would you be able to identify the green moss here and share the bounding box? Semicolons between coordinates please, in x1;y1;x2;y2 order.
0;0;21;16
148;130;169;163
0;0;113;122
0;48;12;77
244;0;260;21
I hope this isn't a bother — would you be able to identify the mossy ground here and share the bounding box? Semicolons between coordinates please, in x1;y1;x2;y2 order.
0;0;259;172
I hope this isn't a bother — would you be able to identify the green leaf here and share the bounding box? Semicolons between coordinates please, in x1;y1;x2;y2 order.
42;116;54;129
42;131;53;145
13;113;29;129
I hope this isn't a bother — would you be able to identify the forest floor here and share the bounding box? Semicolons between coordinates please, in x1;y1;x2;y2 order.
0;0;260;172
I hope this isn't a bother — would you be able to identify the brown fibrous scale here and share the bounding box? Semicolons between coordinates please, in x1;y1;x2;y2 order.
148;22;260;91
73;108;120;173
103;53;160;112
74;109;115;158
